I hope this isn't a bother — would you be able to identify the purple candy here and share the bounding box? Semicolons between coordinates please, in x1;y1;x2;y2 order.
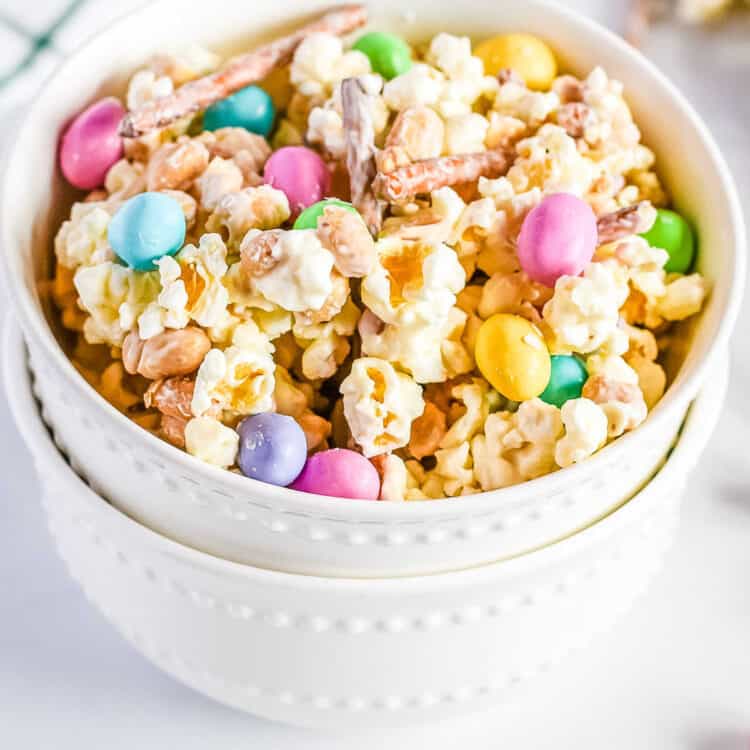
290;449;380;500
237;413;307;486
263;146;331;218
517;193;597;288
60;97;125;190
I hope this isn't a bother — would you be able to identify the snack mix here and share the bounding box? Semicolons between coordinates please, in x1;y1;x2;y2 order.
51;5;708;501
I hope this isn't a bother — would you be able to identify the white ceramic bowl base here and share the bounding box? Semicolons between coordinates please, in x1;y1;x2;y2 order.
6;322;728;729
1;0;744;578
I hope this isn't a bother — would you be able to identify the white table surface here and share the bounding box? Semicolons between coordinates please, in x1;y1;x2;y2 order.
1;2;749;748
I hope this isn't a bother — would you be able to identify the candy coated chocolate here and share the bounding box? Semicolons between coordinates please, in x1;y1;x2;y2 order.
263;146;331;218
517;193;597;288
290;449;380;500
237;413;307;486
540;355;588;408
108;192;186;271
60;97;125;190
203;85;276;137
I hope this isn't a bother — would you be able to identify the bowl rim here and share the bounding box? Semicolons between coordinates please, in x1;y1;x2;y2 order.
5;317;727;589
0;0;745;520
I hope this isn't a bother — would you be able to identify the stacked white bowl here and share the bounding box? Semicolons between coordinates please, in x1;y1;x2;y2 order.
1;0;744;728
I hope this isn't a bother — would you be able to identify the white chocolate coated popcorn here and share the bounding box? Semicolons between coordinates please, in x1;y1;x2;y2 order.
74;262;160;346
543;261;630;354
139;233;229;339
361;238;465;326
55;203;115;270
555;398;608;467
185;416;239;468
243;229;335;312
290;33;371;98
127;69;173;111
340;357;424;457
192;322;275;417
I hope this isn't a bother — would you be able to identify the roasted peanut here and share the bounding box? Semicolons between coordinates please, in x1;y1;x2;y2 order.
297;410;332;452
316;205;376;277
146;138;210;192
408;402;447;460
582;374;643;406
240;228;283;277
123;328;211;380
161;414;188;448
145;375;195;419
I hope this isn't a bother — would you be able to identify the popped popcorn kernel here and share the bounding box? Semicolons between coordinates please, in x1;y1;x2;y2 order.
340;357;424;457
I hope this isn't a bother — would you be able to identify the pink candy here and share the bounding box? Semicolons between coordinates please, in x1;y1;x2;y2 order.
517;193;597;288
263;146;331;218
60;97;125;190
290;449;380;500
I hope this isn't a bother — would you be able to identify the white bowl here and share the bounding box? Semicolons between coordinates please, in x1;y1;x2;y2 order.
4;319;728;729
1;0;744;577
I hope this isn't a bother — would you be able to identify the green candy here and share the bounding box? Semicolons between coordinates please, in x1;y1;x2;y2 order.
640;208;696;274
540;355;588;408
352;32;412;80
293;199;358;230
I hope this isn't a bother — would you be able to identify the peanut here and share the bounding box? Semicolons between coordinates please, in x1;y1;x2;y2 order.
240;228;283;277
316;205;377;278
146;138;210;192
123;328;211;380
408;402;447;460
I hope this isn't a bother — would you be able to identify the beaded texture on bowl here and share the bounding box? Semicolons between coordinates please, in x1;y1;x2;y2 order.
29;337;681;575
7;322;725;730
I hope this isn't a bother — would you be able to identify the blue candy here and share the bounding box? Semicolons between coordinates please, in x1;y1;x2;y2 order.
203;85;275;137
237;413;307;486
108;192;186;271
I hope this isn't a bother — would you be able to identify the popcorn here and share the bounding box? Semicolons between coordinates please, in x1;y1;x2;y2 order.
206;185;290;248
184;416;240;468
127;69;173;111
555;398;608;467
242;228;335;312
294;298;360;380
443;113;489;155
139;233;229;339
543;261;630;354
149;44;220;85
361;238;465;326
379;454;409;501
192;321;275;417
656;274;708;321
196;157;244;211
424;33;497;118
383;64;445;111
74;262;160;346
471;399;562;490
493;79;559;127
508;124;598;196
290;33;371;98
340;357;424;457
55;202;115;270
105;159;145;201
441;379;496;448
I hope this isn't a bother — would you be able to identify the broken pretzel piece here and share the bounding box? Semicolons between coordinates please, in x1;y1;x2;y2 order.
373;149;515;203
597;201;657;245
341;77;382;237
120;4;367;138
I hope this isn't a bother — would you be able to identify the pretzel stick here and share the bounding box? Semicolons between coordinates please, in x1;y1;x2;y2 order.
597;201;656;244
373;149;514;203
341;77;382;236
120;4;367;138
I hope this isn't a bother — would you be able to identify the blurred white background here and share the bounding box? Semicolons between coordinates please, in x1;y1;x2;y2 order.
0;1;748;748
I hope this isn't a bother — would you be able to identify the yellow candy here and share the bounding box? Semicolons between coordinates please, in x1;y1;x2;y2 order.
474;313;551;402
474;33;557;90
